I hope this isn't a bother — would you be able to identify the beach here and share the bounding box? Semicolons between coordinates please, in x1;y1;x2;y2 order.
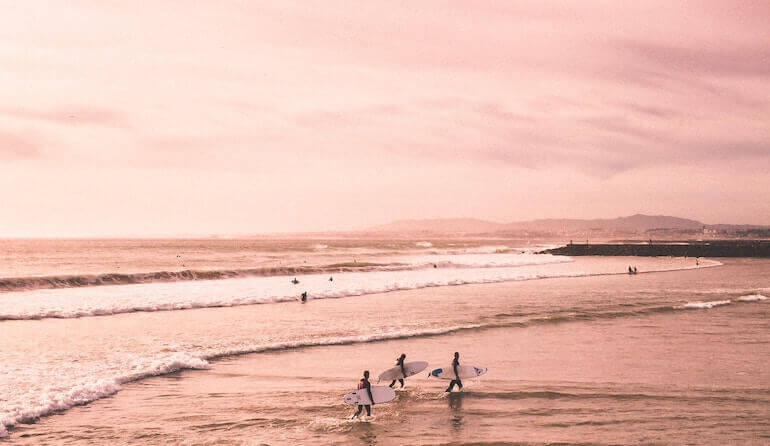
1;240;768;444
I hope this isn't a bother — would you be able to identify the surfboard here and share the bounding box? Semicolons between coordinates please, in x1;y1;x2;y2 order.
377;361;429;382
343;385;396;406
429;365;487;380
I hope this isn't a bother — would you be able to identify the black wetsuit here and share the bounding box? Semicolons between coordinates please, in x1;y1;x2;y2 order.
353;377;374;417
389;357;406;388
446;358;463;392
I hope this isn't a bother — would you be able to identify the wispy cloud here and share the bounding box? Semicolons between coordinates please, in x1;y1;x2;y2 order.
0;132;40;160
0;106;127;128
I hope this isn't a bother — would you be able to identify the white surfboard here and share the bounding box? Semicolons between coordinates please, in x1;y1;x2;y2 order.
343;385;396;406
377;361;429;382
429;365;487;380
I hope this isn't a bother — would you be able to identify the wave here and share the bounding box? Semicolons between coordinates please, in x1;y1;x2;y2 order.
736;294;767;302
0;324;478;438
0;263;409;293
0;258;575;321
1;256;728;322
0;253;571;293
679;300;732;310
0;352;210;439
1;291;761;438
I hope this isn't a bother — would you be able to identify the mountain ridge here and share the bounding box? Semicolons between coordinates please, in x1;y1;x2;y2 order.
367;214;769;235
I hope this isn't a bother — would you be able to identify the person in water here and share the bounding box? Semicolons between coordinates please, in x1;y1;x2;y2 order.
300;291;307;302
351;370;375;419
633;266;638;274
389;353;407;388
291;277;299;284
628;265;634;274
445;352;463;392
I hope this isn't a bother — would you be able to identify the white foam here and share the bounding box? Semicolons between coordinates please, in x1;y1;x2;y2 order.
415;241;433;248
1;323;487;437
0;352;209;439
680;300;732;310
0;255;725;321
0;255;573;320
736;294;767;302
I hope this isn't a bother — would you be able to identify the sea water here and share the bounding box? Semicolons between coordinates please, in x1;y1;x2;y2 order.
0;239;767;444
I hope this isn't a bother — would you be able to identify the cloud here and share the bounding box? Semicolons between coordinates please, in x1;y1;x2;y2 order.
0;106;127;128
0;132;40;160
618;41;770;78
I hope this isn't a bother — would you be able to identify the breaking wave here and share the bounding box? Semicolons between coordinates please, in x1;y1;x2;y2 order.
1;289;761;438
680;300;732;310
736;294;767;302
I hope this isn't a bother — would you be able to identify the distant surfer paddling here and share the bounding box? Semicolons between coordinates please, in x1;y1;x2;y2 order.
291;277;299;284
445;352;463;392
389;353;407;388
351;370;374;419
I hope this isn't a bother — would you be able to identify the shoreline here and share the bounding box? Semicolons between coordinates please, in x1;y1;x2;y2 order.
544;240;770;257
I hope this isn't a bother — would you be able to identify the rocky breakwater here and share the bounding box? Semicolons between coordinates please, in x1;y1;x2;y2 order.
543;240;770;257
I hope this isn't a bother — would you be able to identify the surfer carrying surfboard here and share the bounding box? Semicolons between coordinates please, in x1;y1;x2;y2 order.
351;370;375;419
445;352;463;392
389;353;407;388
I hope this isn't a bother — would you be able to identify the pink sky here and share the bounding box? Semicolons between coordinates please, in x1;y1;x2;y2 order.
1;1;769;236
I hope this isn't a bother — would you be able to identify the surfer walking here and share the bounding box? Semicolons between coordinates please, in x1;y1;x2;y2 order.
389;353;407;388
445;352;463;392
351;370;374;419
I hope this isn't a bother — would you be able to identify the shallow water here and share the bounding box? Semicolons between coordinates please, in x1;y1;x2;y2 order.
1;241;768;444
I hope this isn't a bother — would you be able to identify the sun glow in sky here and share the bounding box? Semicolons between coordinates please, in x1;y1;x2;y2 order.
1;1;769;236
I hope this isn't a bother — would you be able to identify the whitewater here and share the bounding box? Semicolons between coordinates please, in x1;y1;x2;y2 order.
1;242;762;442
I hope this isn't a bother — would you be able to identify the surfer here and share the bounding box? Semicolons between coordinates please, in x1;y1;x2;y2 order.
329;276;333;282
300;291;307;302
445;352;463;392
291;278;299;284
389;353;407;388
351;370;374;419
633;266;638;274
628;266;633;274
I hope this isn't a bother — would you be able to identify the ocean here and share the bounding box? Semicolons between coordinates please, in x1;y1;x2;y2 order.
0;238;767;444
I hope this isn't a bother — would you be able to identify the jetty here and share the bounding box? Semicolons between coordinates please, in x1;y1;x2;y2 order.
543;240;770;258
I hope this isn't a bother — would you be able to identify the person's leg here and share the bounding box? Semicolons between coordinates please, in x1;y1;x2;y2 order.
457;379;463;390
364;405;371;416
445;380;456;392
389;380;396;388
352;405;363;418
398;378;404;388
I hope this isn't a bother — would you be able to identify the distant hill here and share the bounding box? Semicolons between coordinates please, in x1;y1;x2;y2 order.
367;214;706;235
502;214;703;232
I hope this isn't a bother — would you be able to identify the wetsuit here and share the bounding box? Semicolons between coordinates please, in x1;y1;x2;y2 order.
389;356;406;388
446;357;463;392
352;377;374;417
